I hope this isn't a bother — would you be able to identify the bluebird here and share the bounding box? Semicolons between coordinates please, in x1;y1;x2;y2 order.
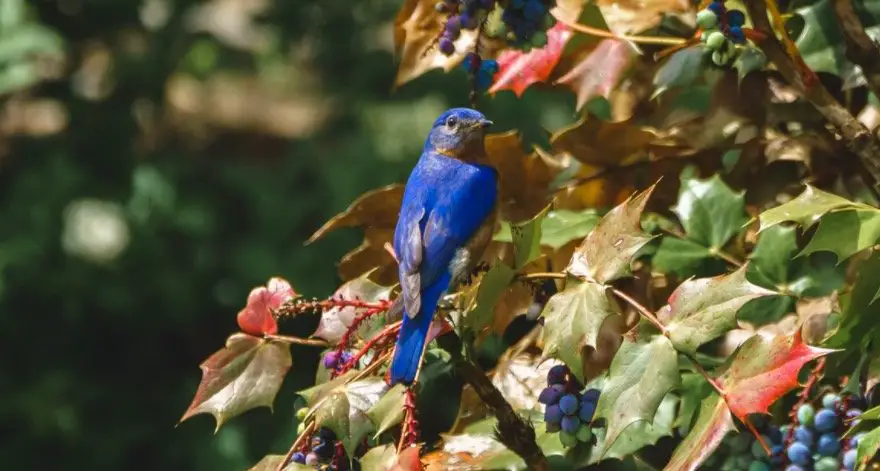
388;107;496;385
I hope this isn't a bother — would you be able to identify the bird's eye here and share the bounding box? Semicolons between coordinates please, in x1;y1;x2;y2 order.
445;116;459;130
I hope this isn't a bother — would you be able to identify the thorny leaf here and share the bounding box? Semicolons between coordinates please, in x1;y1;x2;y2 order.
857;426;880;471
662;265;777;356
392;0;476;87
366;383;407;439
566;184;657;283
485;131;560;222
489;23;573;97
800;208;880;262
359;445;398;471
508;204;550;269
391;446;424;471
594;394;679;462
180;334;292;431
595;335;680;456
550;114;658;167
671;173;747;250
313;271;394;344
595;0;690;35
664;393;734;471
825;251;880;350
758;185;859;232
492;354;562;412
541;280;621;382
306;184;403;244
248;455;311;471
718;330;836;422
556;39;635;111
465;262;516;332
733;47;767;83
495;209;599;250
303;377;389;456
653;46;707;99
236;277;294;336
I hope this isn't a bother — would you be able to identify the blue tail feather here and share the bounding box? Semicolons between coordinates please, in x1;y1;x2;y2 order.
389;275;449;385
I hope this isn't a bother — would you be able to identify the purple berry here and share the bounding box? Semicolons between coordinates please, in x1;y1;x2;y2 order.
544;404;563;424
538;386;563;405
561;415;580;434
582;388;600;404
547;364;568;385
847;408;863;419
559;394;578;415
305;453;319;466
438;37;455;55
292;452;306;464
322;351;339;369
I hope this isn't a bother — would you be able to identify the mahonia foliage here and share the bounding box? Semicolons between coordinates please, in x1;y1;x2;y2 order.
177;0;880;470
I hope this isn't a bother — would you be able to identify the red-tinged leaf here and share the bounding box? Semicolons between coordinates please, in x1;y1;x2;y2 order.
566;184;657;284
489;23;573;97
664;393;734;471
393;0;476;87
180;334;292;430
236;277;295;336
391;446;424;471
718;330;837;421
555;39;635;111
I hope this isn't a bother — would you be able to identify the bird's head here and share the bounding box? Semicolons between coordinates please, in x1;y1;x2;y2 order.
426;108;493;160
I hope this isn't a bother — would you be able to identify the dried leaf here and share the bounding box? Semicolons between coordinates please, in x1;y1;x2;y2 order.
492;354;562;412
490;23;573;97
566;184;657;283
556;39;635;111
485;131;560;221
306;184;404;244
550;114;658;167
236;277;295;336
465;262;516;332
595;0;690;35
180;334;292;430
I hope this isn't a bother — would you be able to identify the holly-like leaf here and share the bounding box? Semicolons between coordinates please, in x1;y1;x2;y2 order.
664;393;734;471
313;272;394;343
465;262;516;332
248;455;311;471
758;185;858;232
306;184;403;244
653;46;707;98
509;204;550;269
800;208;880;262
566;184;657;283
856;426;880;471
662;265;777;355
236;277;294;336
595;0;690;35
541;280;621;382
555;39;635;111
550;114;658;167
180;334;292;430
675;372;714;436
366;383;407;438
718;330;836;421
672;172;747;251
492;354;562;412
485;131;560;222
303;377;389;456
651;237;720;278
392;0;476;87
733;47;767;83
359;445;398;471
495;209;599;250
595;335;681;456
597;394;679;462
825;251;880;350
749;226;798;289
489;23;573;97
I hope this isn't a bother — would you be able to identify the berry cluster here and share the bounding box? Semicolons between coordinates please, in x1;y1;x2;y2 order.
435;0;556;56
696;1;747;66
785;393;864;471
291;420;340;468
462;53;498;90
435;0;495;56
323;350;353;372
702;420;785;471
538;364;599;447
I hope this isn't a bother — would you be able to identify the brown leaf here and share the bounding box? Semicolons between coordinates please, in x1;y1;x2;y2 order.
306;184;403;244
492;353;562;411
550;114;659;167
338;227;398;284
180;334;292;430
595;0;690;35
393;0;476;87
485;131;561;222
555;39;636;111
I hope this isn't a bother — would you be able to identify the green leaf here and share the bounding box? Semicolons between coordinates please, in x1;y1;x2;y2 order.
826;251;880;350
465;262;516;331
0;24;64;64
567;184;657;283
179;334;292;431
733;47;766;83
248;455;312;471
495;209;599;250
857;426;880;471
758;185;858;231
359;445;398;470
749;225;799;288
541;280;621;382
595;335;680;456
652;45;707;99
597;394;679;462
665;393;735;471
0;0;25;31
652;237;719;278
366;383;406;438
672;172;747;250
801;208;880;261
676;372;714;435
304;377;388;456
663;265;777;355
508;204;550;269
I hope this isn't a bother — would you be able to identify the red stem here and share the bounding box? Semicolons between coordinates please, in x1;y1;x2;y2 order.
334;321;402;378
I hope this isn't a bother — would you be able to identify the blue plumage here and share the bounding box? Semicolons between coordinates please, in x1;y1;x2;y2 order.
389;108;498;385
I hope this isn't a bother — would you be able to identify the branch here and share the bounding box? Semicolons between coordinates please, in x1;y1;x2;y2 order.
831;0;880;98
552;12;686;46
610;287;668;335
264;334;330;347
745;0;880;187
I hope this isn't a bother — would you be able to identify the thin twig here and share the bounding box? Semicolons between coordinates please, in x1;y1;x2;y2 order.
516;272;567;281
552;12;686;45
264;334;330;348
745;0;880;187
610;287;668;335
831;0;880;98
277;421;316;471
743;416;773;455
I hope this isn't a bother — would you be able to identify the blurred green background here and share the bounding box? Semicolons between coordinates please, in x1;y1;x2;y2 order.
0;0;577;469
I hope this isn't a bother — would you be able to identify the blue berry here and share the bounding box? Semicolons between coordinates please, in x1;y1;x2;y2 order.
707;1;725;15
561;415;580;434
538;386;563;405
794;425;814;446
822;393;841;410
481;59;499;75
797;404;816;425
544;404;563;424
728;25;745;43
547;365;568;385
582;388;600;403
727;9;746;27
787;442;812;466
817;432;840;456
785;467;805;471
292;452;306;464
770;445;785;465
766;426;782;445
314;442;334;459
850;432;866;448
476;71;493;90
523;1;545;20
814;409;838;432
559;394;578;415
844;448;857;470
579;400;596;423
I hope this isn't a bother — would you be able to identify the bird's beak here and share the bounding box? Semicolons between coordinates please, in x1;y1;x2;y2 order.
480;118;493;128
